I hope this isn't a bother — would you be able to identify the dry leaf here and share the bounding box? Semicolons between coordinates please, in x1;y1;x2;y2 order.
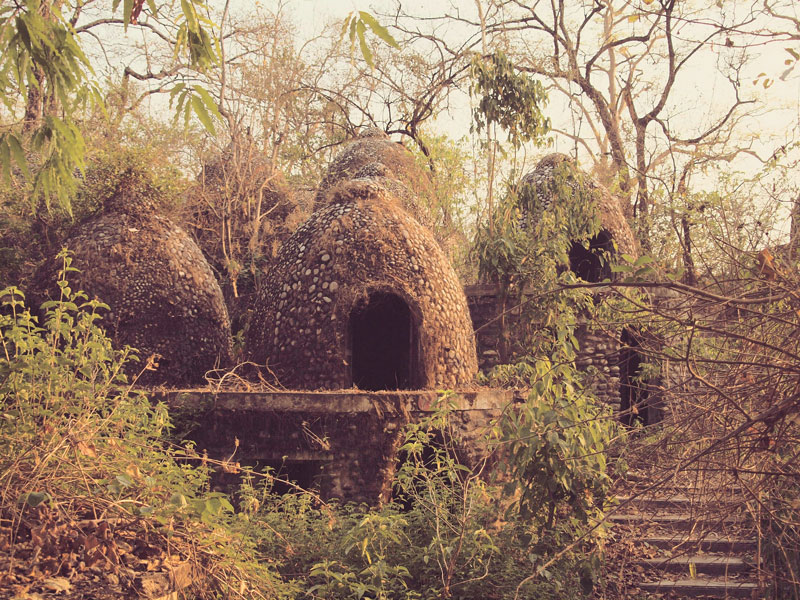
76;440;97;458
126;464;142;480
42;577;71;594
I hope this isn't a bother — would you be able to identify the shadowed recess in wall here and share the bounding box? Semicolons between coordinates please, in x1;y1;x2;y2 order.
569;229;614;283
349;291;419;390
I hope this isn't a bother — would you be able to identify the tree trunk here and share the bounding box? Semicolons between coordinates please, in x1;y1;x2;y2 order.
681;213;697;286
791;193;800;261
23;67;45;133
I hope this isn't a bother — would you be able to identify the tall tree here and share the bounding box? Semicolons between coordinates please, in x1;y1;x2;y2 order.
389;0;789;248
0;0;220;213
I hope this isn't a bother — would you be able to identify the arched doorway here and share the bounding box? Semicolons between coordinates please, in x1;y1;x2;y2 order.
619;327;650;426
349;291;420;390
569;229;614;283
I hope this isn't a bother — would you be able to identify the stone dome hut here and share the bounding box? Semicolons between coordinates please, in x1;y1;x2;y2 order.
246;179;477;391
30;181;233;386
499;154;646;418
520;153;637;282
314;128;433;226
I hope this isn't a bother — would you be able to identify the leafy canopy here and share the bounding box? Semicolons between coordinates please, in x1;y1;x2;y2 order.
0;0;220;214
471;51;550;149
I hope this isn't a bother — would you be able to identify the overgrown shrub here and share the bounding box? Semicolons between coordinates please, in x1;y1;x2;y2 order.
0;254;281;598
0;255;615;598
235;393;611;599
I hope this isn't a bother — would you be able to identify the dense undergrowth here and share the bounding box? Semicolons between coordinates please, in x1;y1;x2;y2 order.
0;259;616;599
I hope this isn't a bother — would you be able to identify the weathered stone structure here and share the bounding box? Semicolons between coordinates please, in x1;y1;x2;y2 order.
520;153;637;279
31;182;233;386
159;389;513;505
314;128;433;226
469;154;646;415
246;179;477;390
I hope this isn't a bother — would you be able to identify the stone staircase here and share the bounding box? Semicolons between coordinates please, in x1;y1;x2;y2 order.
607;474;764;598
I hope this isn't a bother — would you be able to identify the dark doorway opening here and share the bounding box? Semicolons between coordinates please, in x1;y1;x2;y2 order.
210;459;325;503
569;229;614;283
619;327;650;427
349;292;419;390
262;459;325;494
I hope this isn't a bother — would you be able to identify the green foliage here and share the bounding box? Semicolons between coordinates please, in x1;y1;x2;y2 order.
0;1;220;214
170;82;223;134
0;0;98;212
171;0;219;69
0;262;611;597
473;160;605;362
474;161;602;290
232;394;605;599
0;132;186;289
494;359;615;531
0;254;288;598
342;11;400;68
1;251;191;515
307;511;418;600
471;52;550;148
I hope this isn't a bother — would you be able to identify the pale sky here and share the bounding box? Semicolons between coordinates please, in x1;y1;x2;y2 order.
82;0;800;234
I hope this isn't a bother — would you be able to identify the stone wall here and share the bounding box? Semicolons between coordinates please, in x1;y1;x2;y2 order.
158;390;513;505
463;284;503;371
464;284;624;410
573;323;622;412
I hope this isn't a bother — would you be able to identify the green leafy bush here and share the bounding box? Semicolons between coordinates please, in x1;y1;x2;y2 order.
236;394;607;599
0;252;283;598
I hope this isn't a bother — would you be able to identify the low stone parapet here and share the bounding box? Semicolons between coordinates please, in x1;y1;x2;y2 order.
153;389;518;505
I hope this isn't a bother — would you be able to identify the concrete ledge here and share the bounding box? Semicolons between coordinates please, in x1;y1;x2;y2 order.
150;388;519;504
154;389;519;414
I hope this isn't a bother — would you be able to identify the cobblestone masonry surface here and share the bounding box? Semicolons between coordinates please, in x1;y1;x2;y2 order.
31;187;233;385
246;179;477;390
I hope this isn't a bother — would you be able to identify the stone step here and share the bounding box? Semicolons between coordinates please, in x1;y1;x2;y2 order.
610;513;741;530
640;534;757;553
620;472;743;494
637;554;753;575
616;494;744;510
638;578;760;598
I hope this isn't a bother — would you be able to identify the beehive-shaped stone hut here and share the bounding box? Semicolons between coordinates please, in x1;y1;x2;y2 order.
314;128;433;226
30;182;233;386
467;154;649;417
520;153;637;282
246;179;477;390
521;154;643;415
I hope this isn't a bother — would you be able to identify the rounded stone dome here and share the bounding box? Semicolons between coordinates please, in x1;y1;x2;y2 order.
246;179;477;390
520;153;637;258
31;184;233;385
314;129;433;225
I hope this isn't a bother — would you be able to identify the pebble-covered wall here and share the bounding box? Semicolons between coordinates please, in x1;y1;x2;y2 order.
30;185;233;386
246;179;478;390
518;155;638;408
519;153;638;260
574;322;623;412
465;286;626;410
468;154;641;410
314;128;433;226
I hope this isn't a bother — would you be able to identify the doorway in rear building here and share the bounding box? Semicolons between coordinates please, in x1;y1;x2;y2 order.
619;327;651;426
349;291;420;390
569;229;614;282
